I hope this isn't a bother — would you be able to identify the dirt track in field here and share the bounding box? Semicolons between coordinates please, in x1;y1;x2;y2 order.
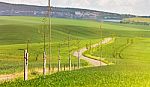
73;38;113;66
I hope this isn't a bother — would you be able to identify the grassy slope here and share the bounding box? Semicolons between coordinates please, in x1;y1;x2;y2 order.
82;37;150;87
0;16;150;45
0;16;150;86
0;39;101;74
0;16;104;74
2;38;150;87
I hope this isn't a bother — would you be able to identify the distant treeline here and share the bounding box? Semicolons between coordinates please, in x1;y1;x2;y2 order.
0;2;136;21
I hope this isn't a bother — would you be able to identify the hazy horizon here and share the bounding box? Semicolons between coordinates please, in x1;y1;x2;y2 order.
0;0;150;16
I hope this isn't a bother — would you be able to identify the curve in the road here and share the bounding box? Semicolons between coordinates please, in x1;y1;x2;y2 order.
73;38;113;66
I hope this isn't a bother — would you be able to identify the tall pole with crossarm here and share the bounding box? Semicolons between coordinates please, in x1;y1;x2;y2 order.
48;0;52;74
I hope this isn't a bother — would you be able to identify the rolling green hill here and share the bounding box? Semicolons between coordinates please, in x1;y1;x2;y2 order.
0;16;149;45
0;16;150;86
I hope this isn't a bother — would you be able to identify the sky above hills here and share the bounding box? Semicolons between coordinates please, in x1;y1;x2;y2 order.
0;0;149;16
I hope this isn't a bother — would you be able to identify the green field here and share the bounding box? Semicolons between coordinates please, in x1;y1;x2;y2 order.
0;16;104;75
124;17;150;23
0;16;150;87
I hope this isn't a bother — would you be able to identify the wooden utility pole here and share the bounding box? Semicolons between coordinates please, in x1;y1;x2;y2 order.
58;44;61;72
68;33;72;71
48;0;52;74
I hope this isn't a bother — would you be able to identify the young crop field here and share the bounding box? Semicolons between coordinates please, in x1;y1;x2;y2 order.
0;16;103;76
124;17;150;23
0;16;150;87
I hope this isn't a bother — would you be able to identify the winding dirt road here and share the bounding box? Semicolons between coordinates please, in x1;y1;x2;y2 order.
73;38;113;66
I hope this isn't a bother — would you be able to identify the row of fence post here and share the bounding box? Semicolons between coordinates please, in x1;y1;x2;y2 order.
23;50;80;80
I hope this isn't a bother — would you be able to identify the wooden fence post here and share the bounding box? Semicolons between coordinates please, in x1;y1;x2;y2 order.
64;65;66;71
58;45;61;72
68;33;72;71
77;39;80;69
74;64;75;70
52;66;54;73
24;50;28;80
43;51;46;78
